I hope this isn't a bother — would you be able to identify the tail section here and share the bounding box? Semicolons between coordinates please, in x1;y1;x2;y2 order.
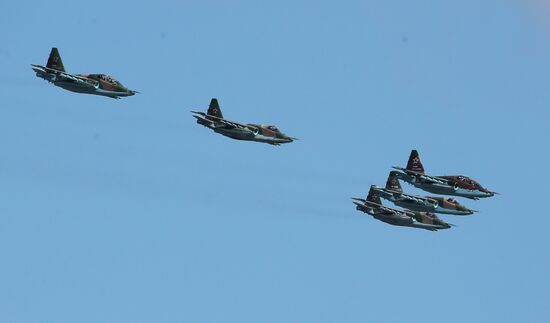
385;171;403;192
46;47;65;72
207;98;223;118
406;149;425;174
367;186;382;205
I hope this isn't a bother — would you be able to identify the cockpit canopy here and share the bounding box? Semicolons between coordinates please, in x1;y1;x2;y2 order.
266;125;279;132
253;124;290;139
456;176;481;188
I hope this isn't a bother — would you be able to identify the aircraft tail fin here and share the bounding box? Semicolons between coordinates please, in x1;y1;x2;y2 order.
367;186;382;205
385;171;403;192
406;149;425;174
46;47;65;72
207;98;223;118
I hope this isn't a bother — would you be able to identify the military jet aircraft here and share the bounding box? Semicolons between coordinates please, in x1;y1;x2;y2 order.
352;187;452;231
191;98;296;145
392;150;496;200
370;171;475;215
31;47;137;99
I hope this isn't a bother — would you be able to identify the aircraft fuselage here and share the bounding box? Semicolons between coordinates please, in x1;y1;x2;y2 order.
372;187;474;215
194;115;294;145
353;200;450;231
395;172;494;200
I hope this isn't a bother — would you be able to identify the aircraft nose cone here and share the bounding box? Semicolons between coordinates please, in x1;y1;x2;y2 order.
459;207;474;215
481;188;497;197
284;136;297;143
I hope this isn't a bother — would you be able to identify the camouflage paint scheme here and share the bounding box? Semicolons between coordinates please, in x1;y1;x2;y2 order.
370;171;475;215
352;187;452;231
31;48;137;99
393;150;496;200
191;98;296;146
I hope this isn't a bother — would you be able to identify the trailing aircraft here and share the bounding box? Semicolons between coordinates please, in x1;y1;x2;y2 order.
31;47;137;99
352;187;452;231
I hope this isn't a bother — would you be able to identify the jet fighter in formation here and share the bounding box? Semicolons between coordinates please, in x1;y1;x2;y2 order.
393;150;496;200
31;48;137;99
192;98;296;145
353;150;496;231
352;187;452;231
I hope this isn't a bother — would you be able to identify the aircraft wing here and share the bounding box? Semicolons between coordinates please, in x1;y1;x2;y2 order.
218;119;247;129
191;111;222;121
190;111;258;133
392;166;449;185
419;175;450;185
207;118;251;131
363;200;400;214
191;111;230;124
354;199;416;224
33;65;99;89
57;72;99;88
394;193;428;204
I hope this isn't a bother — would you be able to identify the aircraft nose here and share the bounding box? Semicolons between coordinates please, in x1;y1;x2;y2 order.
459;205;475;215
481;188;497;197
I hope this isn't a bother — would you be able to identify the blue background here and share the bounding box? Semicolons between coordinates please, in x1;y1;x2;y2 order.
1;1;549;322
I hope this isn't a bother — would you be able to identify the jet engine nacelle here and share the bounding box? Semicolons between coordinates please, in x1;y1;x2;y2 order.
425;198;438;208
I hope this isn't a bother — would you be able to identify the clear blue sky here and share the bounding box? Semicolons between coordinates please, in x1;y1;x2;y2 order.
1;1;549;322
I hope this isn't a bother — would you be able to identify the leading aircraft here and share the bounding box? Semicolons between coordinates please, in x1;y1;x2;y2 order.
392;150;496;200
352;187;452;231
191;98;296;145
370;171;475;215
31;47;138;99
